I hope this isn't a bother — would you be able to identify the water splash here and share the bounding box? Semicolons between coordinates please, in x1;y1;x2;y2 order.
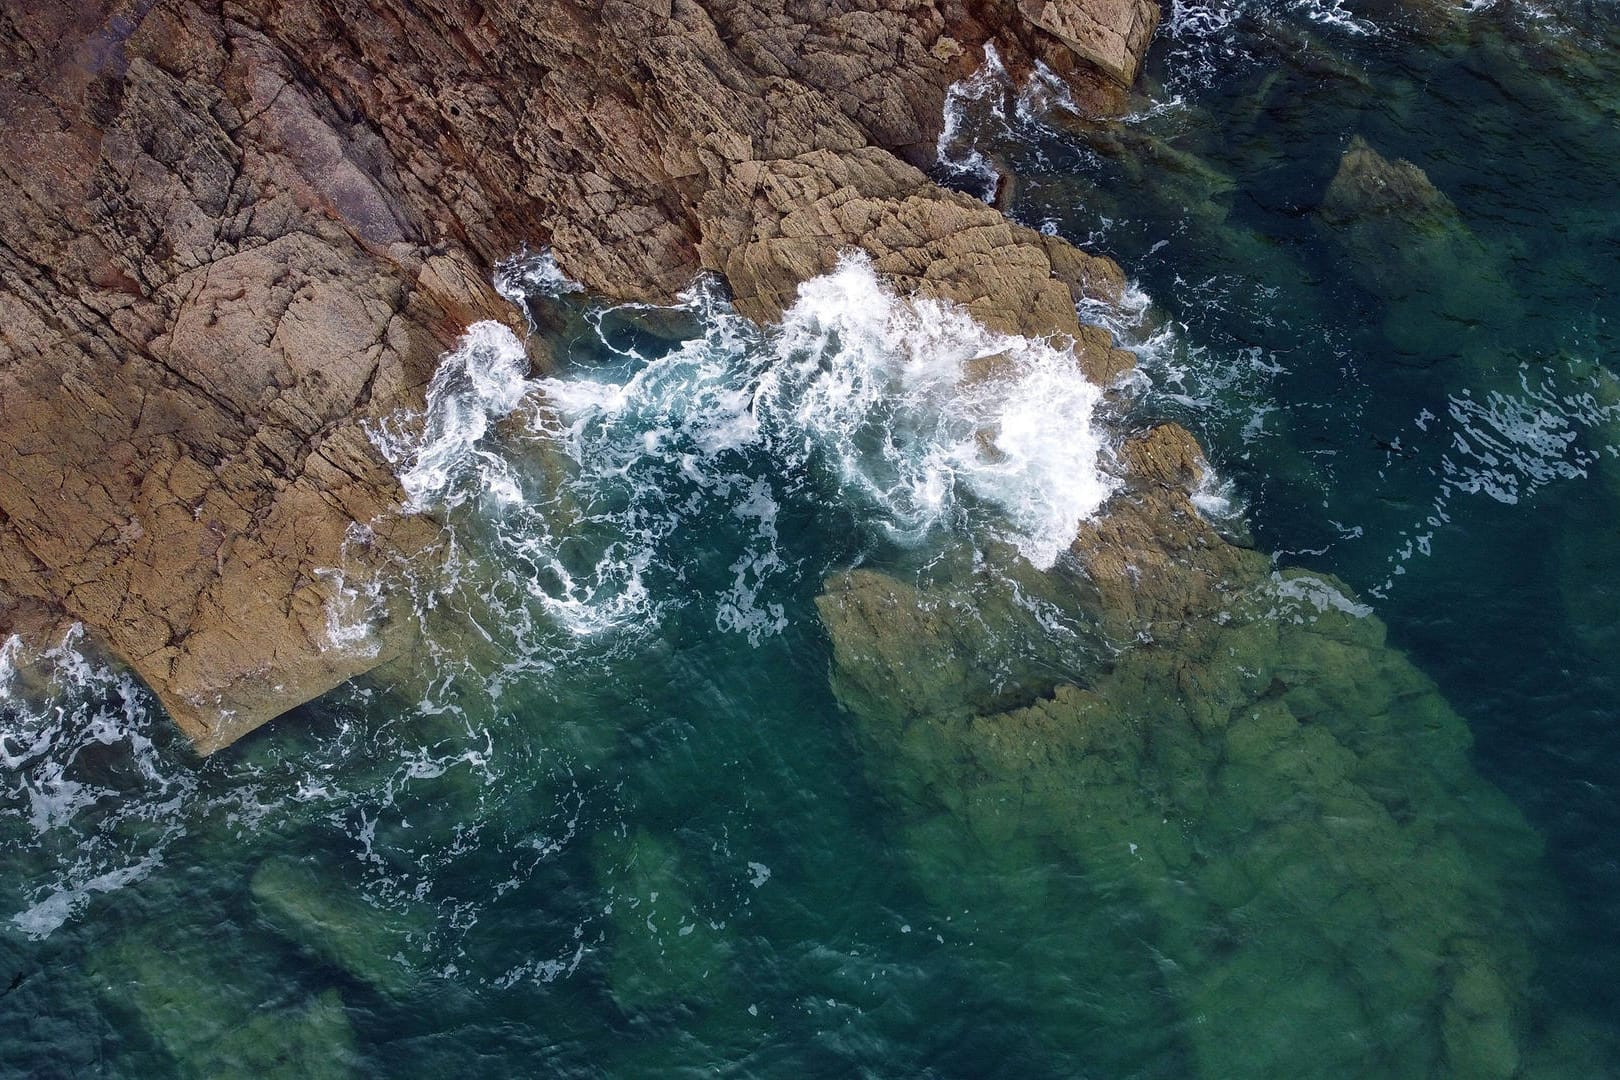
0;627;191;938
384;320;535;512
377;252;1120;664
494;249;583;309
314;522;388;657
761;255;1116;568
0;250;1122;950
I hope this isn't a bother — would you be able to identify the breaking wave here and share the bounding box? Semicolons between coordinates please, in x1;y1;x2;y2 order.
372;251;1118;653
762;256;1116;566
0;246;1120;950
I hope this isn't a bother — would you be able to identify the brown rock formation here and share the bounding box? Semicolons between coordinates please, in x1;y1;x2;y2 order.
1;0;1158;749
0;4;507;751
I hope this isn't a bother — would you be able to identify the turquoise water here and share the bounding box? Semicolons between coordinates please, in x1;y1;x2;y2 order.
4;1;1620;1075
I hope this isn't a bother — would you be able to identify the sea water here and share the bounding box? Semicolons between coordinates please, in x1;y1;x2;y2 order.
3;0;1619;1074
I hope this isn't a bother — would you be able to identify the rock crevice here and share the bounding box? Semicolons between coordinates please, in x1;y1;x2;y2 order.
2;0;1158;749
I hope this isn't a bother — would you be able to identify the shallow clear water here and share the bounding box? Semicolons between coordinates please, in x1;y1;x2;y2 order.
4;1;1620;1075
973;0;1620;1041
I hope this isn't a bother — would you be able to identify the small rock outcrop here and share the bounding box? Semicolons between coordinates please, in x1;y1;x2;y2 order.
1;0;1157;749
1317;134;1517;358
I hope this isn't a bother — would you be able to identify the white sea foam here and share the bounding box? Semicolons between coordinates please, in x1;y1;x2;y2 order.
1;534;595;954
495;249;583;306
1289;0;1378;35
1270;571;1373;620
714;478;790;645
938;44;1015;201
1077;279;1267;534
1;626;192;939
937;45;1103;202
385;251;1119;659
1078;280;1159;355
1084;274;1615;601
1156;0;1381;94
759;255;1117;567
507;277;766;639
1365;362;1620;594
1440;385;1592;505
1190;464;1245;524
1167;0;1243;38
12;852;165;939
313;522;388;656
389;320;534;512
0;633;22;706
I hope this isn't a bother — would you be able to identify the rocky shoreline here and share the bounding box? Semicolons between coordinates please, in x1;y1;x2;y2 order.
1;1;1586;1073
1;0;1155;749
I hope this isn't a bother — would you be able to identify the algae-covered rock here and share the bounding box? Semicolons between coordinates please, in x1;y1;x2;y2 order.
816;424;1549;1077
1318;136;1520;360
201;989;358;1079
250;856;434;1002
590;827;734;1015
89;927;357;1079
1318;136;1457;229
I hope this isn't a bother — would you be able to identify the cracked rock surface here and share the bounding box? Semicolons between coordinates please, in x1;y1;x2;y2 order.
0;0;1156;749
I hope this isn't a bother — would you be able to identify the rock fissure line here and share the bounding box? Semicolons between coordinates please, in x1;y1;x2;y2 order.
2;0;1157;748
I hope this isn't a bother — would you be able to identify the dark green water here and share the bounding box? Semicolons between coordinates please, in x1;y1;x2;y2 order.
4;1;1619;1076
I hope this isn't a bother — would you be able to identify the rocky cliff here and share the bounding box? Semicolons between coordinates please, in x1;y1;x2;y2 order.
0;0;1157;749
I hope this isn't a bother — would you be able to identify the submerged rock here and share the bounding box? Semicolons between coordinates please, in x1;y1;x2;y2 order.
590;827;734;1015
1318;136;1456;229
250;855;433;1001
1317;135;1518;359
203;990;358;1080
90;927;358;1078
1318;139;1620;655
817;422;1550;1076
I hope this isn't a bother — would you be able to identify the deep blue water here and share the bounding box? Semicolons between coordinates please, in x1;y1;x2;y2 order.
3;1;1619;1076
